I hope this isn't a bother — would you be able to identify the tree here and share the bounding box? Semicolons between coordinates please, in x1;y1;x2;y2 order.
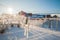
46;15;51;18
18;11;26;15
28;13;32;16
53;15;58;18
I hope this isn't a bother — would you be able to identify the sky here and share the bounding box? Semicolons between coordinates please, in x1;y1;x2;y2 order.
0;0;60;14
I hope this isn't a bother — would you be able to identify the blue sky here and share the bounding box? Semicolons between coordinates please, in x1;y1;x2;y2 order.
0;0;60;14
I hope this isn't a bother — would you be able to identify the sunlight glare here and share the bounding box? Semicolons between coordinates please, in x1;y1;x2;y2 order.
7;7;13;14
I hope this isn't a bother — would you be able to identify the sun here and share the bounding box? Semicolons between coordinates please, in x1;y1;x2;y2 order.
7;7;13;14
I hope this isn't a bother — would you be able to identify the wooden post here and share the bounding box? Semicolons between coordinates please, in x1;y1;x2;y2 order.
51;20;52;29
48;18;51;28
24;17;29;38
56;18;58;31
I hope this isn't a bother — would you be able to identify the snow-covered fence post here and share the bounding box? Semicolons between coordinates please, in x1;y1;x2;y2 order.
24;17;29;38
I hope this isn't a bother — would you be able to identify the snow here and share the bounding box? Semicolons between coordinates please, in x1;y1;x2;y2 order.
0;24;60;40
0;15;60;40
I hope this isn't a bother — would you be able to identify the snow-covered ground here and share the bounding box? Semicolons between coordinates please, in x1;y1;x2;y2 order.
0;16;60;40
0;24;60;40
